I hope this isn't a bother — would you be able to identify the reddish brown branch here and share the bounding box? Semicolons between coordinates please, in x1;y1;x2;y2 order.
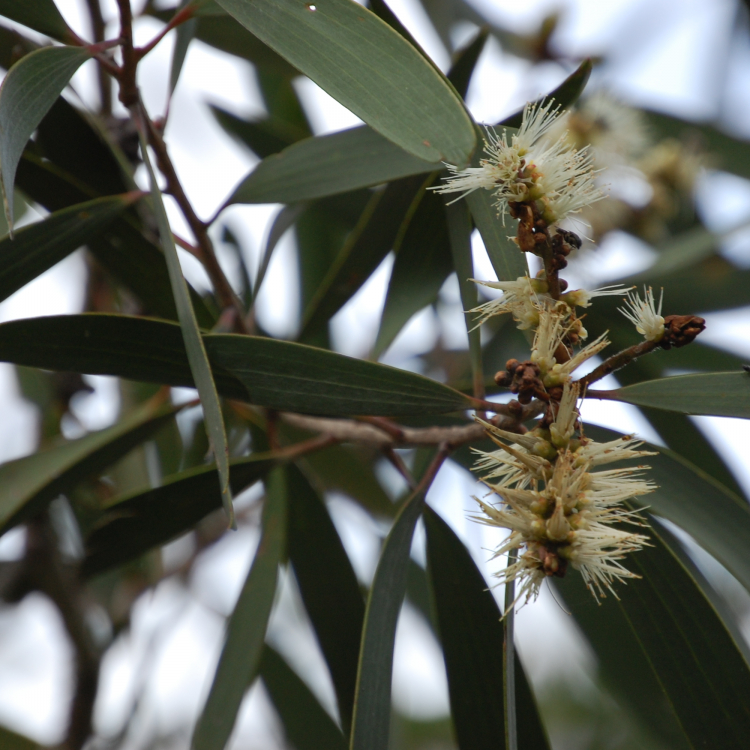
577;339;660;389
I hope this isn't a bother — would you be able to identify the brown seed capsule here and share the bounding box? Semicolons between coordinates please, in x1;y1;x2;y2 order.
660;314;706;349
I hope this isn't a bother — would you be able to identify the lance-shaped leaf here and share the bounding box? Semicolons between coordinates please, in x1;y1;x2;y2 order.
350;490;425;750
372;181;453;357
0;314;473;416
466;178;528;283
0;1;72;42
0;396;179;535
16;153;214;328
83;454;275;577
139;129;235;525
228;125;442;206
300;175;428;339
0;45;92;228
286;464;364;734
0;724;41;750
424;505;550;750
192;467;287;750
555;520;750;748
584;424;750;597
259;645;348;750
0;194;139;302
446;200;482;395
216;0;475;164
594;371;750;419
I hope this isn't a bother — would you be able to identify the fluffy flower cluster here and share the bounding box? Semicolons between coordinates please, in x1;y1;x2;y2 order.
473;383;654;607
432;100;604;224
619;286;665;342
471;274;628;335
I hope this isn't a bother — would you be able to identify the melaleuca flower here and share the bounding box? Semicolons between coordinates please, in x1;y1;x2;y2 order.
549;91;651;168
529;307;610;386
619;287;665;342
431;100;604;225
560;284;632;309
472;382;654;608
470;276;549;330
471;276;629;332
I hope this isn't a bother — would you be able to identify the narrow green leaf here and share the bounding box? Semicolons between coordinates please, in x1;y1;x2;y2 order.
350;490;425;750
286;464;365;734
555;520;750;748
216;0;476;164
0;45;92;228
211;105;303;159
35;96;132;198
207;332;472;416
466;177;528;282
251;203;305;306
296;191;372;325
0;0;71;41
83;454;274;577
0;194;138;302
657;521;750;667
192;467;287;750
260;644;348;750
170;7;197;94
0;314;472;416
301;175;427;340
584;424;750;597
373;180;453;357
139;129;235;525
424;505;550;750
446;200;482;395
229;125;441;206
0;396;179;535
0;725;40;750
600;371;750;418
16;153;215;327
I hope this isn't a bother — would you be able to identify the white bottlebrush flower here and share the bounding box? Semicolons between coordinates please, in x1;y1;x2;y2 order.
543;332;610;387
530;307;610;385
549;91;651;168
561;284;632;309
619;286;665;342
530;307;566;373
574;434;655;467
549;381;580;448
431;100;604;225
473;429;653;608
470;276;549;329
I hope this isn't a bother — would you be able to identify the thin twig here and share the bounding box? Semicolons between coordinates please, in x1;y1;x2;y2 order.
84;0;112;115
504;548;518;750
135;3;197;60
382;446;417;491
25;514;100;750
279;408;542;448
577;339;660;389
143;116;249;331
115;0;138;107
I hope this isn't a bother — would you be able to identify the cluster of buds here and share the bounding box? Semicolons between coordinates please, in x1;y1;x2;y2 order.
435;96;706;606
